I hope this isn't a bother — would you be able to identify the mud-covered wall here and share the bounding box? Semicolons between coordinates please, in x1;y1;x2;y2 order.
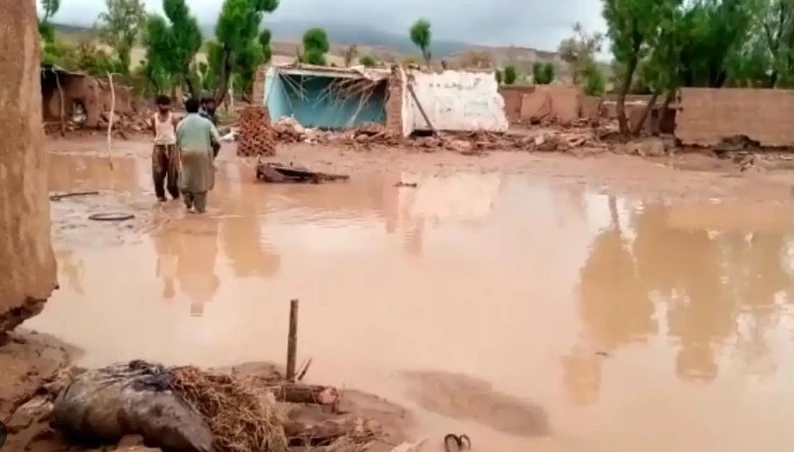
406;70;509;133
519;85;581;125
498;85;535;123
0;1;58;333
676;87;794;147
41;73;134;128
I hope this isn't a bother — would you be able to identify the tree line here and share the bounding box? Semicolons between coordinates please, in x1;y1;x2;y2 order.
36;0;381;102
603;0;794;136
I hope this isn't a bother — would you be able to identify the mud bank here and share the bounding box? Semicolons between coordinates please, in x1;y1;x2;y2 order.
0;331;414;452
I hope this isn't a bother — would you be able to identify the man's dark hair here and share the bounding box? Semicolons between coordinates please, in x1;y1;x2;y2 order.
184;97;200;113
155;95;171;106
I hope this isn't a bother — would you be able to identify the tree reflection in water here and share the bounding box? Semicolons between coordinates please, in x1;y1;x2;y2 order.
565;195;794;404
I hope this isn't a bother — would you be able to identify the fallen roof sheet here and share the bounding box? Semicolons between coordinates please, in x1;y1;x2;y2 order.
40;63;86;77
271;62;392;81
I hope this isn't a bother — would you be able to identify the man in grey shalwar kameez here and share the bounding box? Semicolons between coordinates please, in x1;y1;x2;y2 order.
176;98;220;213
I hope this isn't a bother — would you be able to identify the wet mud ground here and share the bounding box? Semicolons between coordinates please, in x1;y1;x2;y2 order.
6;135;794;451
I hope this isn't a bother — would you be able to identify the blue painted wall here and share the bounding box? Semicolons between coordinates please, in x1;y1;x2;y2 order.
264;67;291;122
265;71;387;129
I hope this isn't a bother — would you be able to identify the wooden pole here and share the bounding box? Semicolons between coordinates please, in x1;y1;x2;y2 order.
106;72;116;170
286;298;299;381
406;82;438;136
54;70;66;137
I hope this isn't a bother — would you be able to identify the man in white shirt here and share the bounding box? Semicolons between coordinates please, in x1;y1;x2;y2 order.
151;95;180;202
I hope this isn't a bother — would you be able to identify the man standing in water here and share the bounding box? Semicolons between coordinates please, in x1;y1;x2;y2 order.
199;95;221;158
176;98;220;214
151;95;180;202
199;95;218;126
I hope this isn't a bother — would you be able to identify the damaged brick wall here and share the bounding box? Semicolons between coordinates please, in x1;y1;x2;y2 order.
580;96;603;122
519;85;582;125
385;65;403;136
676;87;794;147
0;0;57;333
252;65;267;106
498;85;535;123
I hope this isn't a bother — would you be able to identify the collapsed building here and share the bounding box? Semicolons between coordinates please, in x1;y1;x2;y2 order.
247;63;509;141
40;64;139;134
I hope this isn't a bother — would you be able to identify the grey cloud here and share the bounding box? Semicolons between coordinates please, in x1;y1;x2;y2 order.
48;0;606;51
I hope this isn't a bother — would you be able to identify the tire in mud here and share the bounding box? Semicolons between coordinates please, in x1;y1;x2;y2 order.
88;212;135;221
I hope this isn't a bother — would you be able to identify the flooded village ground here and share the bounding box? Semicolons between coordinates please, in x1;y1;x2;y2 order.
8;134;794;451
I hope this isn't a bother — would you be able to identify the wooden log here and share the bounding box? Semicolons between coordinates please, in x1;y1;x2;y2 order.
286;299;299;381
284;417;379;446
390;438;428;452
267;383;339;405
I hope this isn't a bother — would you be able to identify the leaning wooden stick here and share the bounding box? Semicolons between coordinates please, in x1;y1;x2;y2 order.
106;72;115;170
286;298;299;381
54;69;65;136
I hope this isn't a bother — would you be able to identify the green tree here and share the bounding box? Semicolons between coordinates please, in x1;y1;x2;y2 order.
602;0;679;135
97;0;147;74
495;68;504;84
503;65;518;84
533;61;555;84
142;0;203;97
604;0;762;135
754;0;794;87
558;22;604;85
38;0;60;43
359;55;377;67
582;63;605;95
300;27;329;65
214;0;279;103
259;28;272;64
409;19;432;66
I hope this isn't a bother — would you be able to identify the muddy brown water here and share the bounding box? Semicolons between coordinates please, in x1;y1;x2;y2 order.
25;145;794;451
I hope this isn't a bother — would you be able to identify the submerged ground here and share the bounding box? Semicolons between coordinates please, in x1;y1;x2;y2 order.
15;136;794;451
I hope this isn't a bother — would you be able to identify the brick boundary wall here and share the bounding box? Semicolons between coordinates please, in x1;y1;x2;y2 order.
676;87;794;147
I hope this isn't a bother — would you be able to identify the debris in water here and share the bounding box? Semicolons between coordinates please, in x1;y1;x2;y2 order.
50;360;382;452
49;190;100;201
88;212;135;221
444;433;471;451
255;161;350;184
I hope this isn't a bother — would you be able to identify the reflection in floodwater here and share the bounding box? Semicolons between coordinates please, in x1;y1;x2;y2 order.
568;196;794;405
403;371;550;437
29;157;794;450
157;218;221;317
55;249;84;295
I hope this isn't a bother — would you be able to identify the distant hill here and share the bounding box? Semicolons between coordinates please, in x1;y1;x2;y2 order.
51;21;572;79
197;20;472;56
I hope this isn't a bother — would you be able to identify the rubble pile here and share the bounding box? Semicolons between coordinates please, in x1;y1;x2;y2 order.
97;111;153;133
10;360;394;452
44;109;155;137
269;116;611;154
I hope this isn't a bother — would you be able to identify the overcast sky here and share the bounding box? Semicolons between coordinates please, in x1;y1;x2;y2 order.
46;0;607;51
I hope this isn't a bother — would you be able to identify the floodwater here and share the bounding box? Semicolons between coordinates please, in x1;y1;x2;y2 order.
27;150;794;451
